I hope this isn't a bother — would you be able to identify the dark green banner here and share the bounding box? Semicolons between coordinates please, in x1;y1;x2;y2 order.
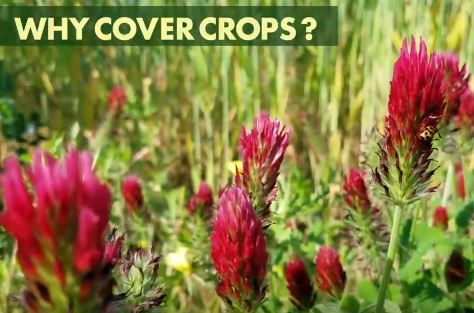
0;6;338;46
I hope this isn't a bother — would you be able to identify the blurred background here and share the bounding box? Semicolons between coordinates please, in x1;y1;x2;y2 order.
0;1;473;312
0;0;472;192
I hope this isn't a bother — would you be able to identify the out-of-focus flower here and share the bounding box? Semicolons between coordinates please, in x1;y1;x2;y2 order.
118;246;166;312
342;168;389;277
0;149;114;312
456;90;474;132
285;258;316;310
108;86;127;114
104;230;124;266
122;175;144;213
343;167;371;213
165;247;191;275
445;250;467;287
315;246;346;297
432;206;448;231
187;181;214;218
454;161;466;200
374;37;446;204
236;112;290;221
211;187;268;312
436;53;470;121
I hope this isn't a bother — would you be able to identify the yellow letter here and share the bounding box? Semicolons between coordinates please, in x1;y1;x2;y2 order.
236;17;260;41
261;17;278;40
69;17;89;40
48;17;68;40
137;17;158;40
280;17;296;41
113;17;137;41
176;18;194;40
95;17;112;41
200;17;216;41
14;17;47;40
218;18;236;40
160;17;174;40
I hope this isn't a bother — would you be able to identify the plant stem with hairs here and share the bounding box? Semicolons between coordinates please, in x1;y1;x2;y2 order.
375;204;403;313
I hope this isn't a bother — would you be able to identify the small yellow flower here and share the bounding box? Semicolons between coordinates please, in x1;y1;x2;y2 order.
138;240;148;249
272;264;284;277
165;247;191;275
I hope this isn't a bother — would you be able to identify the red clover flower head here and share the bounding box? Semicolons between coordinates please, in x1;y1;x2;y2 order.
374;37;447;205
236;112;290;221
210;187;268;312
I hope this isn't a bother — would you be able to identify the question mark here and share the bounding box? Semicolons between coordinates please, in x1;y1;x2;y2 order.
301;17;317;40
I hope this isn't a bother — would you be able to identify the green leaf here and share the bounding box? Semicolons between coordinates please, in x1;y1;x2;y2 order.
407;278;452;313
383;300;402;313
455;201;474;230
399;218;413;249
340;295;360;313
359;301;401;313
356;279;378;305
315;303;341;313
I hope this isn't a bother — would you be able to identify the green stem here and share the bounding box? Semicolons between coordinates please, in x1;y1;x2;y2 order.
442;162;454;207
4;242;17;313
259;304;272;313
408;203;420;246
455;291;465;313
375;204;403;313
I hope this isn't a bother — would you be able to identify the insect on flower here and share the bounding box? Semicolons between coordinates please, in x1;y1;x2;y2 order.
419;125;437;141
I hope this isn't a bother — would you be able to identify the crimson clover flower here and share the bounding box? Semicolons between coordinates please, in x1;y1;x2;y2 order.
103;230;125;267
187;181;214;218
118;246;166;312
0;149;114;312
285;258;316;311
456;90;474;135
210;187;268;312
343;167;372;214
432;206;448;231
343;167;388;241
236;112;290;221
454;161;466;200
108;86;127;114
437;53;470;122
445;249;468;289
343;168;389;275
374;37;447;204
315;246;346;297
122;175;144;213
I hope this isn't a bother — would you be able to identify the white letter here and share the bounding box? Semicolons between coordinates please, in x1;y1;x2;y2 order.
160;17;174;40
236;17;260;41
69;17;89;40
113;17;137;41
218;18;236;40
261;17;278;40
14;17;47;40
95;17;112;41
280;17;296;41
176;18;193;40
199;17;216;41
48;17;68;40
137;17;158;40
